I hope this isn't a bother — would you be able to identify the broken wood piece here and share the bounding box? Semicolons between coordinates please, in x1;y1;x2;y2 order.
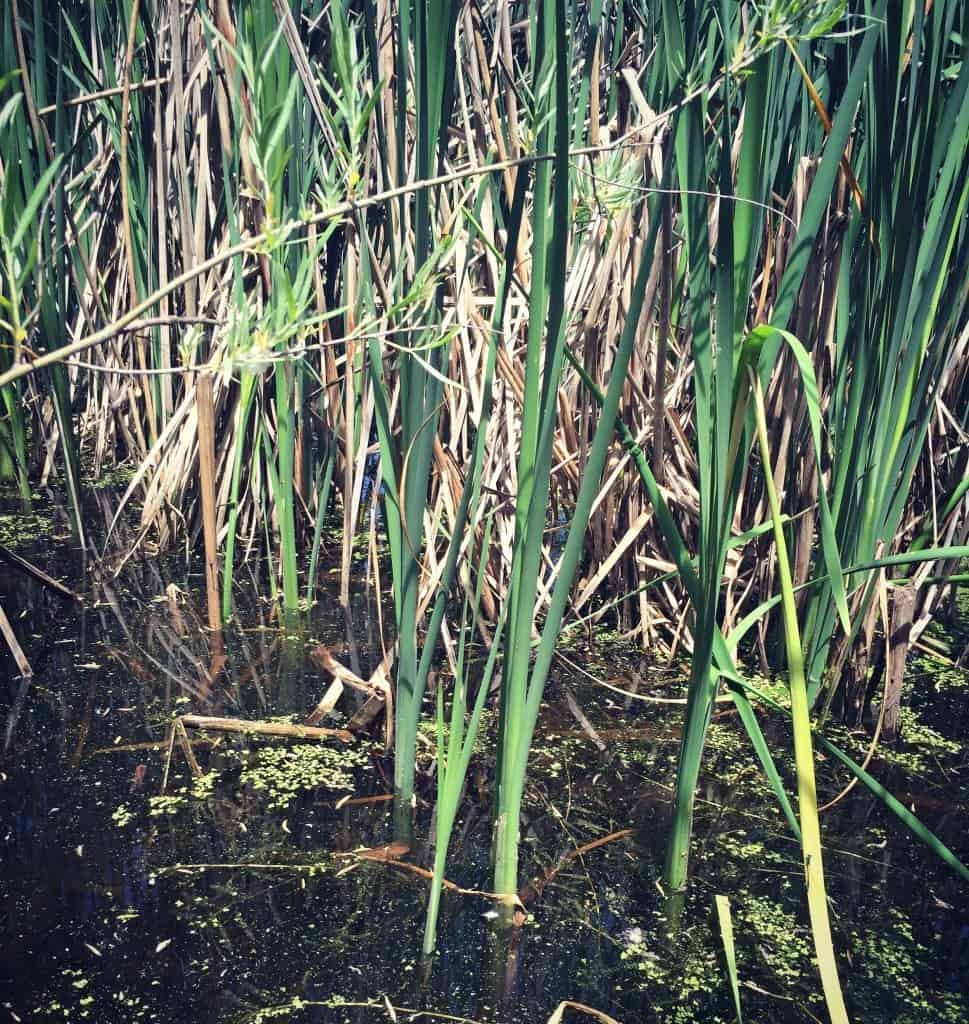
344;840;412;861
547;1001;620;1024
90;737;215;755
309;645;374;693
160;722;177;794
310;644;394;750
165;583;189;636
334;843;516;904
156;861;328;875
346;694;386;732
305;678;344;726
884;583;917;742
162;713;349;793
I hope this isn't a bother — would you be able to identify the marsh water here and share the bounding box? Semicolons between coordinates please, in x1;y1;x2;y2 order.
1;492;968;1023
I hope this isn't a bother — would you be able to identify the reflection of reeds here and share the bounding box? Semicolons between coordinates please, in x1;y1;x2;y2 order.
1;0;969;1003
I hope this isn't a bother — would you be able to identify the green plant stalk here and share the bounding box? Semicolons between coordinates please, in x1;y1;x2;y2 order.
46;13;86;546
724;670;969;883
221;370;257;623
571;0;604;148
275;359;299;615
257;420;279;608
0;383;28;498
660;0;727;897
499;12;557;723
492;48;690;900
664;645;718;892
361;0;458;841
412;171;530;944
493;0;570;901
563;343;803;843
414;171;528;708
798;0;964;699
423;518;501;955
663;8;886;889
305;440;336;605
751;368;848;1024
0;237;34;502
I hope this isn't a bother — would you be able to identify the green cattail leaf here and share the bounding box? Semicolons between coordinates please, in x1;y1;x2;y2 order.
749;324;851;635
11;154;62;251
714;895;742;1023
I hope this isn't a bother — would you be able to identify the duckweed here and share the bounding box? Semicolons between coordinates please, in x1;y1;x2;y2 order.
241;743;369;811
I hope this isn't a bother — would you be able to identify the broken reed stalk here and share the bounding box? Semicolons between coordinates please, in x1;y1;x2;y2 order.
0;603;32;677
546;1002;621;1024
195;373;223;647
0;543;82;602
882;582;917;742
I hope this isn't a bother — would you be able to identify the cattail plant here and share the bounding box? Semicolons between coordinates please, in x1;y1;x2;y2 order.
0;5;968;1011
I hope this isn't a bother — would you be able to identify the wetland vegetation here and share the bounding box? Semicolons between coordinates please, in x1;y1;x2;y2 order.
1;0;969;1021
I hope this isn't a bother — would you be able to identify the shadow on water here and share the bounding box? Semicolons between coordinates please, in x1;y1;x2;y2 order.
1;487;968;1022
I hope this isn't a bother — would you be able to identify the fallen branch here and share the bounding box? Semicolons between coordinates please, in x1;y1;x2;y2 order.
179;714;353;743
89;737;215;755
334;792;394;808
160;715;353;793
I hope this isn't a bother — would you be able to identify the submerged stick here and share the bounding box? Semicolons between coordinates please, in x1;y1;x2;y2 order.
335;845;513;903
547;1002;620;1024
90;737;214;755
160;722;177;794
156;861;328;875
0;544;83;602
519;829;633;907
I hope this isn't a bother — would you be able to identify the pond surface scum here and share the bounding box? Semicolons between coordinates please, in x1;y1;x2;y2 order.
1;495;967;1023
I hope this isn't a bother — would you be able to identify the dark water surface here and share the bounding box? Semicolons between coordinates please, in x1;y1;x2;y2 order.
1;495;968;1023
